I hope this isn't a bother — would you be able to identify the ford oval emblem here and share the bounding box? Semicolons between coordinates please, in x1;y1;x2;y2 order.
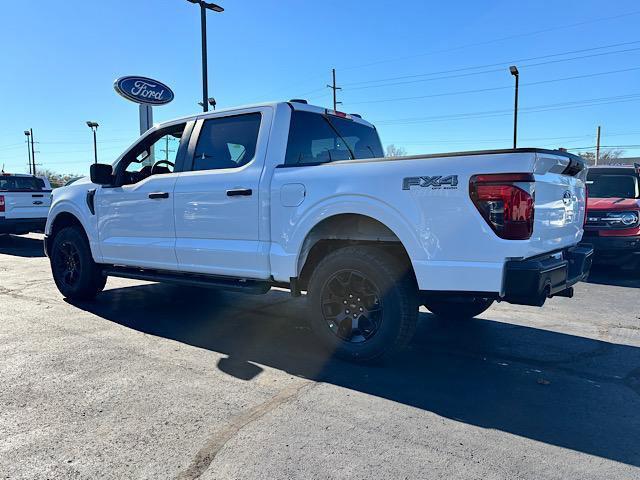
114;76;174;105
562;190;572;206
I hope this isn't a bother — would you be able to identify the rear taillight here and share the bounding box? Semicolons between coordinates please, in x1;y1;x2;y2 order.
469;173;535;240
0;195;4;213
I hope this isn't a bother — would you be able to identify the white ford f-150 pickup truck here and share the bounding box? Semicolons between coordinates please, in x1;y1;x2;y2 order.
45;100;592;361
0;174;52;235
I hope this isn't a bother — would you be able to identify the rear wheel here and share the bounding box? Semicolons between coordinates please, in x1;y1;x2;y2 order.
307;246;418;362
423;296;494;320
50;226;106;300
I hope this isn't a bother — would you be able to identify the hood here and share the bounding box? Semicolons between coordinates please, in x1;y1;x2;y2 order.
587;197;640;211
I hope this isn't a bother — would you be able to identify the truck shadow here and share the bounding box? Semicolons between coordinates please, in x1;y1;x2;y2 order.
0;234;45;258
587;265;640;289
71;283;640;468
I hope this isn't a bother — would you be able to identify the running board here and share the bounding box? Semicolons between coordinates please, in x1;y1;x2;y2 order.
102;266;271;295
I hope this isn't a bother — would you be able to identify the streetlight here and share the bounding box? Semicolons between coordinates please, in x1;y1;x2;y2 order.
186;0;224;113
86;121;99;164
198;97;217;110
509;65;519;149
24;130;32;174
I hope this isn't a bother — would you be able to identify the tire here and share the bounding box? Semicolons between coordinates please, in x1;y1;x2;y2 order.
307;246;418;362
423;296;493;320
50;226;106;300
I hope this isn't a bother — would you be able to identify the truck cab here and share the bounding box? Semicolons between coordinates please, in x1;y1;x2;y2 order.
582;164;640;270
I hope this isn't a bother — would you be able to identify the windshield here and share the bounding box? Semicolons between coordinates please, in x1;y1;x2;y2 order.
586;171;640;199
285;110;384;165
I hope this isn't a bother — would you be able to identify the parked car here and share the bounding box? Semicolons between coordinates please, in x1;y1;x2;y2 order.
581;164;640;270
44;101;592;361
0;173;52;235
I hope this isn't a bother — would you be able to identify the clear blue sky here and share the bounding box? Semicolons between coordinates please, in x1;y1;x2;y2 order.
1;0;640;175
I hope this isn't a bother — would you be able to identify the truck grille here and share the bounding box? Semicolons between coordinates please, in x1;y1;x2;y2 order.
585;210;640;230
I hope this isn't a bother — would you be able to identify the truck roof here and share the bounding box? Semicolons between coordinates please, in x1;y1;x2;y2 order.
0;173;40;177
588;164;638;169
158;100;375;129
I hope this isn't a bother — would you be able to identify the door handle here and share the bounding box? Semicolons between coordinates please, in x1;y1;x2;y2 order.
226;188;252;197
148;192;169;199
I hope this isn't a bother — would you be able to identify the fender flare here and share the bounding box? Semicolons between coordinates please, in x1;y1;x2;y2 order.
289;194;426;277
47;201;102;262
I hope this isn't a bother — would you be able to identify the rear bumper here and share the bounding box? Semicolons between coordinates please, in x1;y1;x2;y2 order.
580;234;640;267
0;217;47;234
502;245;593;306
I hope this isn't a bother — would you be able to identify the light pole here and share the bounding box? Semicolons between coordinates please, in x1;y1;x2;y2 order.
198;97;217;110
86;121;99;164
24;130;32;174
509;65;519;149
186;0;224;113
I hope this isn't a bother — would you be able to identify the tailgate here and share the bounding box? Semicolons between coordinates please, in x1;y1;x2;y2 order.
3;191;52;219
531;153;587;253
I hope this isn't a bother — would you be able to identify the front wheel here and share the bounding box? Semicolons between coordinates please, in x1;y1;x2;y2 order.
423;296;494;320
307;246;418;362
50;226;106;300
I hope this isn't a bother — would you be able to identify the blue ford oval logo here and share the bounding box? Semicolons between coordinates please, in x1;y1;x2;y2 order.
114;76;174;105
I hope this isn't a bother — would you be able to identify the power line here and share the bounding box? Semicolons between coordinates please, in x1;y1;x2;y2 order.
374;93;640;125
343;44;640;91
251;11;640;103
375;95;640;126
338;10;640;71
349;65;640;105
567;144;640;150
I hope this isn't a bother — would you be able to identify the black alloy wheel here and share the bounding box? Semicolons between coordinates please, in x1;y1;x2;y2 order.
320;269;384;343
53;241;82;288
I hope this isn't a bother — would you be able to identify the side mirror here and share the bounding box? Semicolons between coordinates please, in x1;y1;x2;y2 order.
90;163;113;185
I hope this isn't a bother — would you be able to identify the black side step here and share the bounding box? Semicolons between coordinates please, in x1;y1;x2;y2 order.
102;267;271;295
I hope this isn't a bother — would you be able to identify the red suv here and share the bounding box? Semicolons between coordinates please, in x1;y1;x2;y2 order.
581;164;640;270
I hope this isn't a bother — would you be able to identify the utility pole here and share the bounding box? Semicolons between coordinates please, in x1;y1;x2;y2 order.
24;130;32;174
160;136;175;161
29;128;36;175
595;125;601;166
327;68;342;111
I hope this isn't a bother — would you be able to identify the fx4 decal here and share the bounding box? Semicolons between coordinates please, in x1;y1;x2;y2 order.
402;175;459;190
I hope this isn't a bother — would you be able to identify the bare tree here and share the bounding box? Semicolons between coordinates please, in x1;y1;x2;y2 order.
36;168;82;188
386;144;407;157
578;149;625;166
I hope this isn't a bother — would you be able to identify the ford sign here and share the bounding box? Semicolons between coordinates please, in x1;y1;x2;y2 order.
114;76;174;105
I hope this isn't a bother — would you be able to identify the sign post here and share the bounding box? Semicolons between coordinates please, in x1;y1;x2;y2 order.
138;104;153;136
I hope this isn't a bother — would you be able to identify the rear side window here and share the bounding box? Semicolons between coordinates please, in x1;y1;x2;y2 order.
0;176;45;191
285;110;384;166
192;113;261;171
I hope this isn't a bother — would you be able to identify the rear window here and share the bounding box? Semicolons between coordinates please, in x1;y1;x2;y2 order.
0;176;46;191
285;110;384;166
586;171;639;199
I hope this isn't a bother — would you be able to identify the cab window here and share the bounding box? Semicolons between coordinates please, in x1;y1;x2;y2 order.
192;113;261;171
285;110;384;166
116;123;185;185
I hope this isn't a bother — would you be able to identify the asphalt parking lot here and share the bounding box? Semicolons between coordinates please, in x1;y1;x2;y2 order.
1;234;639;479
